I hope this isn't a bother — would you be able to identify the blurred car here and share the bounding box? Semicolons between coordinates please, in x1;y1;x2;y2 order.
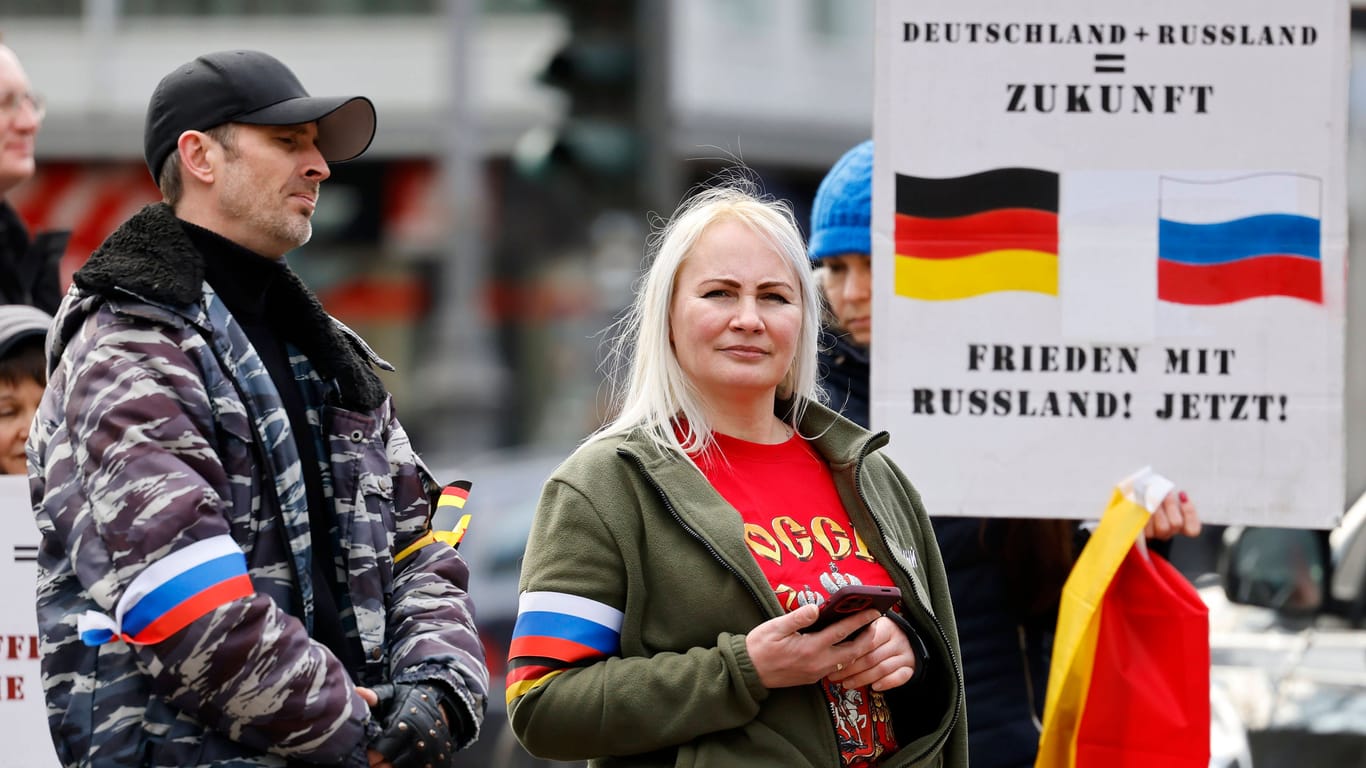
432;447;1255;767
1206;490;1366;768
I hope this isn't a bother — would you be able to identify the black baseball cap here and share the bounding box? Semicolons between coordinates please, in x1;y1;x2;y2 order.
144;49;376;181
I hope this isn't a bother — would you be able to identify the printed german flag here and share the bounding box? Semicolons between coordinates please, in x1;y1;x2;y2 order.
895;167;1059;300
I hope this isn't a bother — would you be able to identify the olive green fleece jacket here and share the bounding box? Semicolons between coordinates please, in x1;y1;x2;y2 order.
508;400;968;767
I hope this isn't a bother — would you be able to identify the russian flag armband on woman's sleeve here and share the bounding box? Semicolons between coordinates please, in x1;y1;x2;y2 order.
77;535;254;646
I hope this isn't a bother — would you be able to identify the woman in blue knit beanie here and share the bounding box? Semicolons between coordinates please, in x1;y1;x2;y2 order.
809;140;874;427
808;141;1203;768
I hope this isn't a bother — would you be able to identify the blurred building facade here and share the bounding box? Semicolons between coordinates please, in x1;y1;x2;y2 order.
3;0;873;463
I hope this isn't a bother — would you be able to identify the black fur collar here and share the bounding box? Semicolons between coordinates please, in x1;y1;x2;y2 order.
73;203;387;411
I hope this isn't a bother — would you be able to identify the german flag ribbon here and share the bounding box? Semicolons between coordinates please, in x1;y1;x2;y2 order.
395;481;474;564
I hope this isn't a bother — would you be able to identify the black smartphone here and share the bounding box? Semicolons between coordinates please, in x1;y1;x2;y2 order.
800;584;902;634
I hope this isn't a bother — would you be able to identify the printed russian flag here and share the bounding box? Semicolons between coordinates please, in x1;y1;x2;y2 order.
895;168;1059;300
505;591;623;706
77;535;254;646
1158;173;1322;305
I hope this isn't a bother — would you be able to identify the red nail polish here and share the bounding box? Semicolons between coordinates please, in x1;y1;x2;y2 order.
1179;491;1189;503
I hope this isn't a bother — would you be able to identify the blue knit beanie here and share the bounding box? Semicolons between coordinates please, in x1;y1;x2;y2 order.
809;139;873;264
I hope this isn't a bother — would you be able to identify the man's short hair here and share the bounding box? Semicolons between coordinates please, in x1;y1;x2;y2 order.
157;123;237;207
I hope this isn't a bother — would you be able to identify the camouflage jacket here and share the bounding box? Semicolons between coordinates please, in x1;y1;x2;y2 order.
28;203;488;767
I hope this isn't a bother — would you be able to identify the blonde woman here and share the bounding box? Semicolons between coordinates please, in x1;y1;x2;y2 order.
507;182;966;767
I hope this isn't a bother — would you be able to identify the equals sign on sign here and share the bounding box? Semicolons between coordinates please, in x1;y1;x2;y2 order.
13;545;37;563
1094;53;1126;74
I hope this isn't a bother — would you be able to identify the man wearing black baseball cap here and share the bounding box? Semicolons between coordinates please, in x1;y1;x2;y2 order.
144;48;376;258
29;51;487;768
144;49;375;191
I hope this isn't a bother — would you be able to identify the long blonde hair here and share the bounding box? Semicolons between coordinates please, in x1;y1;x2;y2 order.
588;180;824;459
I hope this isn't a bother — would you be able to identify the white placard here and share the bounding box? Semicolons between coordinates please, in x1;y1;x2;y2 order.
0;476;60;766
872;0;1348;526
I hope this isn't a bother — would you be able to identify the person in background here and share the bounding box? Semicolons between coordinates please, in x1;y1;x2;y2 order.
809;140;1201;768
0;303;49;475
507;181;967;767
0;41;66;313
28;50;486;767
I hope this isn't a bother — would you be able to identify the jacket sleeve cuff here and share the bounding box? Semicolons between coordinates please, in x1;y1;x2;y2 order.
723;631;771;704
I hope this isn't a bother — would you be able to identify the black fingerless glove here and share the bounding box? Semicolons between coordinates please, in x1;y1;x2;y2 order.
369;683;460;768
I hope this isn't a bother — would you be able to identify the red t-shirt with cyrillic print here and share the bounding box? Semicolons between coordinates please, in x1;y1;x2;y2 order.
698;430;900;766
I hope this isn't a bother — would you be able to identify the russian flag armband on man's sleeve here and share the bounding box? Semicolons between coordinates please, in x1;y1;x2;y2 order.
77;535;254;647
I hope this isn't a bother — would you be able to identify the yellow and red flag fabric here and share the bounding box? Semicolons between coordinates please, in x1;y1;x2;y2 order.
1035;468;1210;768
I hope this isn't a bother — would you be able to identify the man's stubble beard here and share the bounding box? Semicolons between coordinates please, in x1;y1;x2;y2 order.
219;166;314;252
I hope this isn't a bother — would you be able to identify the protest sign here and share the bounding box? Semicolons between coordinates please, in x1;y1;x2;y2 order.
872;0;1348;525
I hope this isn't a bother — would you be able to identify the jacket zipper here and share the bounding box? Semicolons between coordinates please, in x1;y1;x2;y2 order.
624;452;770;615
850;437;964;765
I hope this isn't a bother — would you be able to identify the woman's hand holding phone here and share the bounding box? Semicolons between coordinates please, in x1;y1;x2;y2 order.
745;584;914;690
803;584;923;688
803;585;919;691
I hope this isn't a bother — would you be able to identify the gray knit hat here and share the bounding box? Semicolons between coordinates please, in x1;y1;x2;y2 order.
0;304;52;359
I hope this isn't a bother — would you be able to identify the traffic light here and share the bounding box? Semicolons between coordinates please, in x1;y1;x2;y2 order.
515;0;642;206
